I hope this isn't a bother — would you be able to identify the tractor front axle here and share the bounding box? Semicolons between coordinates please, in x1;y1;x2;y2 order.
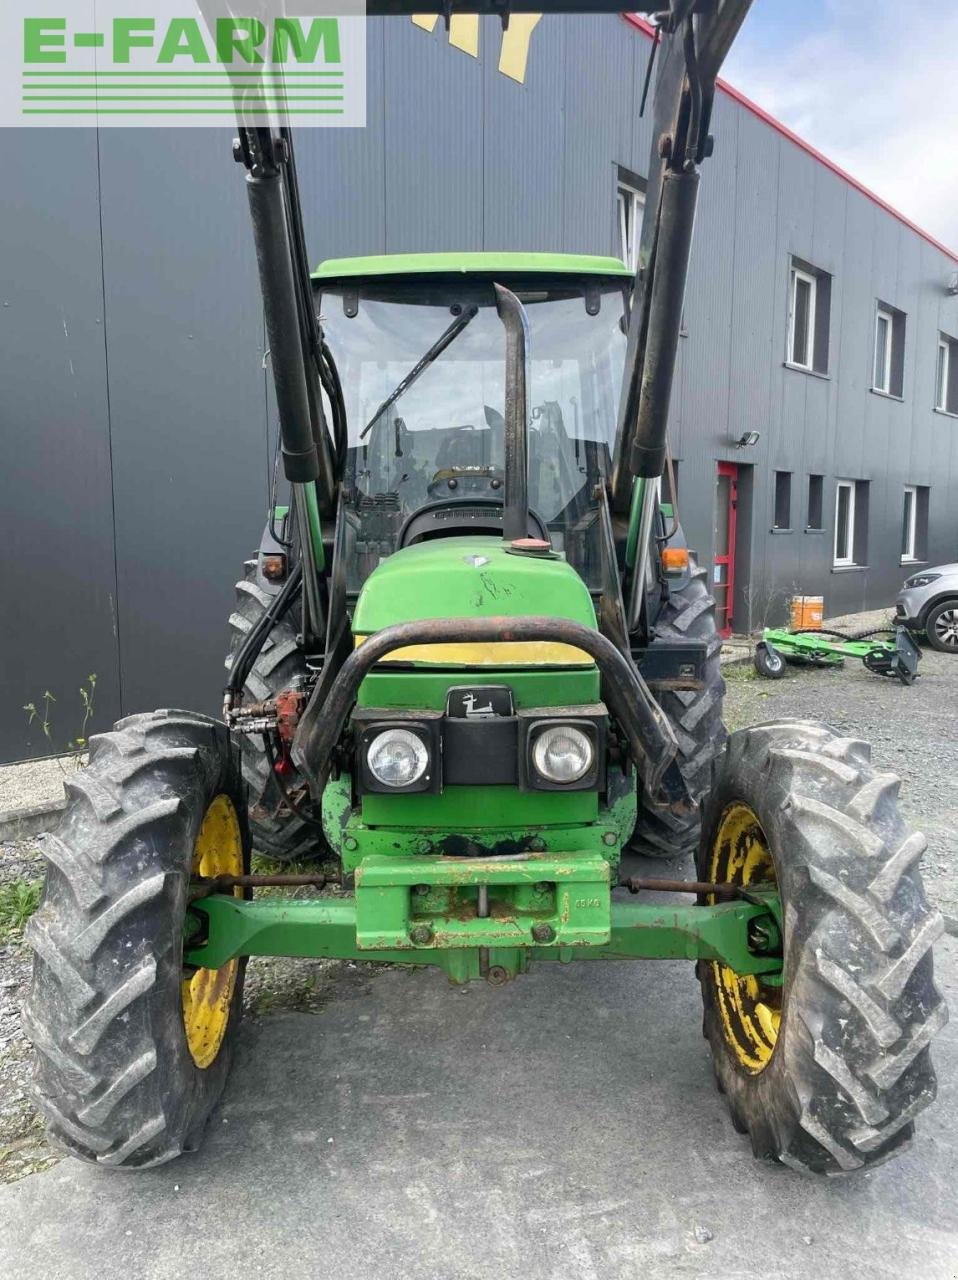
184;855;782;986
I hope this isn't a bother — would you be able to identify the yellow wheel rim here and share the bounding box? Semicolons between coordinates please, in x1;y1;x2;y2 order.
709;802;782;1075
182;794;243;1070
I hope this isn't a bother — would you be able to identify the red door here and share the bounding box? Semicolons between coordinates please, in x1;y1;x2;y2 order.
714;462;738;638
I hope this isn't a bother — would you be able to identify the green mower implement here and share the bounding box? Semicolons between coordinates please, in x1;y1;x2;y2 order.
25;0;946;1177
755;625;922;685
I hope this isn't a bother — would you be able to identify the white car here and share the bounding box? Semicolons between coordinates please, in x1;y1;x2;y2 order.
895;563;958;652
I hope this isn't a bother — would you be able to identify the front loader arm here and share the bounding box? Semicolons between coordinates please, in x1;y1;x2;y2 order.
232;125;337;647
612;0;753;510
609;1;752;637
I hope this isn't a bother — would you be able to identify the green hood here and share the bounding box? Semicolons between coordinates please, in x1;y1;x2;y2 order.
351;537;597;667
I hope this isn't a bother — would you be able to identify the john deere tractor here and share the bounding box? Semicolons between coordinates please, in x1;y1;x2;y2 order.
25;0;945;1175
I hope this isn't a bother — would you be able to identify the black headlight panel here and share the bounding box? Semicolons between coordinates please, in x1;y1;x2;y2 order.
352;703;606;795
353;710;442;794
518;707;605;792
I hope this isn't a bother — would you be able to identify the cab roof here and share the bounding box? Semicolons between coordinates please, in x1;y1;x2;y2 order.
312;252;632;283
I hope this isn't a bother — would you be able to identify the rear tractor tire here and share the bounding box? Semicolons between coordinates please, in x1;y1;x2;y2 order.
698;720;947;1174
226;560;319;862
629;554;727;860
23;711;249;1169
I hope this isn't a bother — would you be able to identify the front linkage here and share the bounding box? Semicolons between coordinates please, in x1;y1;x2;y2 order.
213;609;783;987
184;860;783;987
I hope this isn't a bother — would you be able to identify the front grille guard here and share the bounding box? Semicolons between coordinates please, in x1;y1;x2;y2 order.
291;615;686;808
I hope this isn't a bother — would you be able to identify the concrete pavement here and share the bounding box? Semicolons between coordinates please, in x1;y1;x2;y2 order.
1;926;955;1280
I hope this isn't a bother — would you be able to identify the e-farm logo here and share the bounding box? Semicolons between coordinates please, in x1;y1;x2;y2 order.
3;2;366;126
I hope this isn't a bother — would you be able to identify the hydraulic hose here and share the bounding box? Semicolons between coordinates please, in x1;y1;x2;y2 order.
224;562;303;717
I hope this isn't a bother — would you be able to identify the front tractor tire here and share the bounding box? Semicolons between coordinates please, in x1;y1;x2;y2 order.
698;721;946;1174
226;560;316;861
629;554;727;859
23;711;249;1169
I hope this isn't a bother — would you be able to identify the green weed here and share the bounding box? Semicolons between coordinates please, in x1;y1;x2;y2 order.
23;674;98;769
0;879;43;944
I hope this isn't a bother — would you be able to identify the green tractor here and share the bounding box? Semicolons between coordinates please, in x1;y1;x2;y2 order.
25;0;945;1176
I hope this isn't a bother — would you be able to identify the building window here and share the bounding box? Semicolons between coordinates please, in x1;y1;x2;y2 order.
773;471;792;529
806;474;824;530
872;302;905;397
901;485;929;563
834;481;855;566
786;257;831;374
936;334;958;413
874;307;893;392
617;177;646;274
902;486;918;562
788;267;816;369
834;479;868;567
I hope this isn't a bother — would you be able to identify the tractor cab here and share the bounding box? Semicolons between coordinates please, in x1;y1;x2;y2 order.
314;253;632;595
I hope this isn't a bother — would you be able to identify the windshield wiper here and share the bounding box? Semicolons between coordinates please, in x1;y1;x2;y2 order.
359;305;479;440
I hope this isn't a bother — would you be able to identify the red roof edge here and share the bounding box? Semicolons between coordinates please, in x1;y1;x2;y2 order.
622;12;958;266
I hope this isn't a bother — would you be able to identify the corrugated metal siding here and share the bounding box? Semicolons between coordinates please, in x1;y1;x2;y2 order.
384;22;484;252
482;18;566;251
1;15;958;760
97;128;270;722
296;22;387;260
0;130;122;761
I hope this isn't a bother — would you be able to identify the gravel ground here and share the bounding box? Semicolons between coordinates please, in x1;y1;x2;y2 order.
1;619;954;1186
0;840;49;1183
0;759;71;815
723;641;958;926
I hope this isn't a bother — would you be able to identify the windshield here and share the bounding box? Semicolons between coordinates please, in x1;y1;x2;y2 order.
318;277;628;591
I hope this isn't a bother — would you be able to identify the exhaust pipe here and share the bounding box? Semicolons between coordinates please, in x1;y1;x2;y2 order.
494;283;532;544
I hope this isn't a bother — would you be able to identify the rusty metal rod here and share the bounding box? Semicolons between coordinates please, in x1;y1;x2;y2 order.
620;877;740;899
190;872;328;900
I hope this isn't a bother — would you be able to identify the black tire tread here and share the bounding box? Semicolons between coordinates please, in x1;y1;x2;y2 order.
23;710;246;1169
629;559;727;859
699;720;946;1174
225;560;317;861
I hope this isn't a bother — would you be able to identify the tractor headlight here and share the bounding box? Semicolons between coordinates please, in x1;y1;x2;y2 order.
531;725;594;784
366;729;430;788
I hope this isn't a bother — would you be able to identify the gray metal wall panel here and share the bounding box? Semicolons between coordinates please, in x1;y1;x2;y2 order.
718;108;780;617
383;21;483;252
624;24;654;180
96;128;268;721
297;21;386;261
560;16;636;254
833;190;874;483
682;95;738;454
934;252;958;566
0;129;122;761
482;17;565;251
